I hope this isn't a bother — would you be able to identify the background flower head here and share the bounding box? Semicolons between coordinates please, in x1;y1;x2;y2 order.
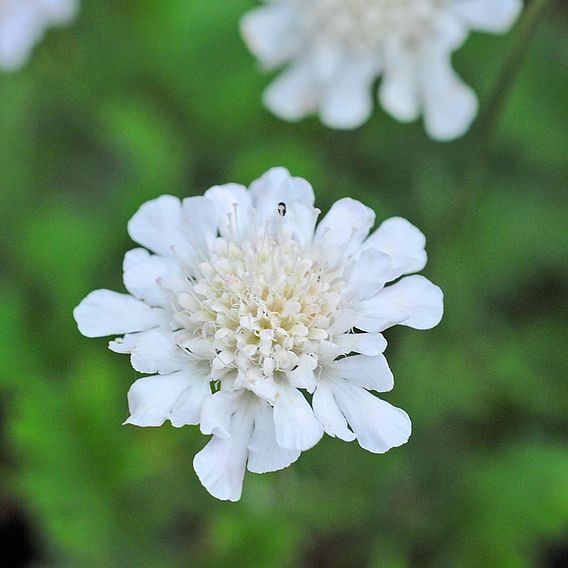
0;0;77;71
242;0;523;140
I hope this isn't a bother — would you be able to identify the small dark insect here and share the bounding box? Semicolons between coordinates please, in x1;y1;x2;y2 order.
277;202;287;217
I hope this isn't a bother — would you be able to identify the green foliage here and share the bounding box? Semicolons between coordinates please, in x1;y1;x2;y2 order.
0;1;566;566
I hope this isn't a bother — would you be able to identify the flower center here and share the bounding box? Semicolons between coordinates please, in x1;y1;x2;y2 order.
175;229;348;389
300;0;445;53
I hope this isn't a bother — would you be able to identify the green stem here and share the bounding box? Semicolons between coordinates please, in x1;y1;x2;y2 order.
444;0;557;237
475;0;556;141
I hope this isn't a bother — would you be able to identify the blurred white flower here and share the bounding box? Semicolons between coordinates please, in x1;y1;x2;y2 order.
241;0;523;140
0;0;77;72
74;167;443;501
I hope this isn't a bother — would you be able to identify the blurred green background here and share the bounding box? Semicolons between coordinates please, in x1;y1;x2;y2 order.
0;1;567;566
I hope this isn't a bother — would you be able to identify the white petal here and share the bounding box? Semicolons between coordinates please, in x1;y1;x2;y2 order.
74;290;166;338
250;166;315;219
247;401;300;473
314;198;376;258
248;376;280;404
39;0;78;23
332;354;393;393
109;327;176;355
319;58;377;129
127;195;195;261
346;248;392;301
333;333;387;356
273;385;324;451
312;383;356;442
108;332;142;354
129;328;187;375
123;247;149;272
355;307;407;334
0;0;77;72
169;375;212;428
181;196;218;255
194;397;255;502
263;60;319;122
240;4;301;69
200;390;243;439
250;167;317;246
332;380;411;453
453;0;522;34
204;183;253;243
316;340;346;366
123;249;185;307
311;46;344;83
0;11;38;70
285;353;318;392
361;217;427;278
357;275;444;332
379;43;420;122
283;201;319;248
329;308;359;335
430;10;469;51
421;52;478;141
124;371;191;427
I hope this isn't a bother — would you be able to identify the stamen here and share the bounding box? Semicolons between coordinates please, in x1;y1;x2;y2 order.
226;212;234;240
232;202;240;236
175;219;350;392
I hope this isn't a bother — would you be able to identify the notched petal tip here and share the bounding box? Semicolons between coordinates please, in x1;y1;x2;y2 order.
74;289;165;338
122;415;165;428
193;447;243;502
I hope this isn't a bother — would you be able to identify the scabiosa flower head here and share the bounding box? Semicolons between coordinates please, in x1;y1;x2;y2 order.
74;168;443;501
241;0;523;140
0;0;77;72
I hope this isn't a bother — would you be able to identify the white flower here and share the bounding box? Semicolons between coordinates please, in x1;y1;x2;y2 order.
241;0;523;140
0;0;77;72
74;167;443;501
